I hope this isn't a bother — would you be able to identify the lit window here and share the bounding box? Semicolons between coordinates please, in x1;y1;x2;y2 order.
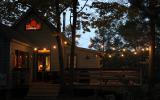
14;50;29;68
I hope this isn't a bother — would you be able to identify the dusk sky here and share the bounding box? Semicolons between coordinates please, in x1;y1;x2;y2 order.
61;0;129;48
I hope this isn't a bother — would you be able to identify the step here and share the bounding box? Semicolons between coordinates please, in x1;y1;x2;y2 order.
24;96;57;100
26;82;60;97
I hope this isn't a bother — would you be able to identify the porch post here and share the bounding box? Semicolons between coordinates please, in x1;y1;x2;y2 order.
55;0;65;86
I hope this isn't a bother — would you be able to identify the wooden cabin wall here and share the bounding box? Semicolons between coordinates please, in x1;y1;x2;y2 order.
76;48;101;68
10;39;33;85
63;46;101;69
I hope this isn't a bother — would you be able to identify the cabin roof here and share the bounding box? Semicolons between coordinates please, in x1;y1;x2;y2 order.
0;8;72;46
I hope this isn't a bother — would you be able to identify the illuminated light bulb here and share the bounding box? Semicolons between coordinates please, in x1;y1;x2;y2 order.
121;54;124;57
53;45;56;49
122;49;126;52
131;49;135;52
112;47;115;50
64;41;67;45
95;54;98;58
141;48;145;51
146;48;149;51
75;37;79;41
43;48;47;50
34;48;38;51
134;52;137;55
108;55;112;58
101;45;104;48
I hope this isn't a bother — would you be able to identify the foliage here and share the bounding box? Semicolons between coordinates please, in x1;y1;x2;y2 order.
89;27;125;51
64;25;80;45
118;16;150;47
87;2;133;52
88;0;159;51
0;0;29;26
77;1;128;34
100;51;149;68
0;0;72;27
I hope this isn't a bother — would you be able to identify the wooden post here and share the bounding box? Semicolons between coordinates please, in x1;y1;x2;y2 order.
148;0;157;99
70;0;78;93
55;0;65;86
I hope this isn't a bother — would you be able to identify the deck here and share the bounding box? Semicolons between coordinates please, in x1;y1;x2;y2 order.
64;68;142;91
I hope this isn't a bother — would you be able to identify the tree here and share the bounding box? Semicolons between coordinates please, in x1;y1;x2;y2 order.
0;0;72;26
64;25;80;45
69;0;78;93
128;0;160;99
89;27;125;51
0;1;29;26
118;16;150;48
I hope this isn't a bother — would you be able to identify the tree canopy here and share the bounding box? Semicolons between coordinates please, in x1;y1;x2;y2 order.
75;0;160;50
1;0;160;49
0;0;71;27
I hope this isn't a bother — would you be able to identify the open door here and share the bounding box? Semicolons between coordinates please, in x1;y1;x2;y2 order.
33;49;51;81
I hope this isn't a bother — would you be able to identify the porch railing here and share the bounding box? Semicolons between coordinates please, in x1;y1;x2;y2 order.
64;68;142;87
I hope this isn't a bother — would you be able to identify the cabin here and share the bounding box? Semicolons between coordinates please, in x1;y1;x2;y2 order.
0;9;142;99
0;9;101;89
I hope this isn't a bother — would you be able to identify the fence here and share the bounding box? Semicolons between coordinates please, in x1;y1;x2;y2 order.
64;68;142;88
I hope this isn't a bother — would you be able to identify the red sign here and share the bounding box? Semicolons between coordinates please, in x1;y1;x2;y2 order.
26;19;41;30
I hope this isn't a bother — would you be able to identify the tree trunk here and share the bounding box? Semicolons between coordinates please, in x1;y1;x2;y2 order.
148;0;156;99
149;15;156;86
55;0;65;86
70;0;78;89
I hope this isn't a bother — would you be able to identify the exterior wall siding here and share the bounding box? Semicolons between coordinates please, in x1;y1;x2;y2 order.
10;39;33;84
63;46;101;69
0;11;102;86
76;48;101;68
52;43;60;71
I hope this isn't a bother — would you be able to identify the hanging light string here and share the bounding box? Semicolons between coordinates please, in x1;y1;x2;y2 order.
96;46;150;58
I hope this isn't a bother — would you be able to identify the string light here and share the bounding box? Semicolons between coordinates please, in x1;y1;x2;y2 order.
141;48;145;51
101;45;104;48
131;49;135;52
53;45;56;49
43;48;47;50
75;37;79;41
34;48;38;51
112;47;116;50
122;49;126;52
64;41;67;45
95;46;150;58
134;52;137;55
95;54;98;58
108;55;112;58
121;54;124;57
146;47;149;51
